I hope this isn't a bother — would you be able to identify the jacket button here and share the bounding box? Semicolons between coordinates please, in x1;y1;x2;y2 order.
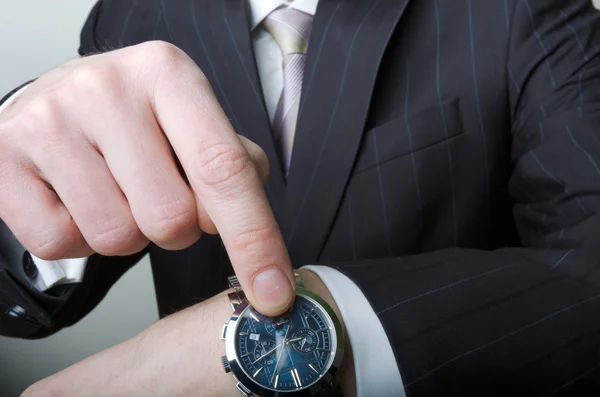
6;305;27;319
22;252;38;279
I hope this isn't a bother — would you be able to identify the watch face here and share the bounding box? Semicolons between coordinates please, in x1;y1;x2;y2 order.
234;295;336;392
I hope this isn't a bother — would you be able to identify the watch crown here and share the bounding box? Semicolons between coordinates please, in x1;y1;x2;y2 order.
221;355;232;373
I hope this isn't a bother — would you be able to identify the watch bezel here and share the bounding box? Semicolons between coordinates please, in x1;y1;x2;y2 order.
224;287;345;396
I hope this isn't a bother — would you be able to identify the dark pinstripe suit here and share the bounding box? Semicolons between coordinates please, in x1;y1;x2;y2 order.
2;0;600;394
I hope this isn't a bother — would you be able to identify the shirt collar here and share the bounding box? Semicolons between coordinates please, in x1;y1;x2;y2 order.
247;0;319;31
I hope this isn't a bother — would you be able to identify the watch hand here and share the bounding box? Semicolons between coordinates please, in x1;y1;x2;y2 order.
252;343;282;364
287;337;303;343
300;338;307;350
271;326;291;383
282;324;291;343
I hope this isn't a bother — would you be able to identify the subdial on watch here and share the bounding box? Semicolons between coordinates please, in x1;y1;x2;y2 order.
253;340;277;366
265;317;292;336
291;328;319;354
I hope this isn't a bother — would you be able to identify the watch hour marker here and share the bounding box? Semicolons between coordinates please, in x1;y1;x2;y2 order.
291;368;302;388
309;363;318;373
239;332;248;336
250;312;260;322
316;347;330;352
241;352;251;358
274;374;279;388
253;367;263;378
316;327;329;333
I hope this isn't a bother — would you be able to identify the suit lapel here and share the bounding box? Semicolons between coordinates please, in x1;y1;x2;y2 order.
161;0;286;217
281;0;413;263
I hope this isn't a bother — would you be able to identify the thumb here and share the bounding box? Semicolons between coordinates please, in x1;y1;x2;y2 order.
241;256;296;317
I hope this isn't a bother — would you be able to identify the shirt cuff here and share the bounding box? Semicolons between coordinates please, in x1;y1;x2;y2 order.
29;255;88;291
301;265;405;397
0;84;29;112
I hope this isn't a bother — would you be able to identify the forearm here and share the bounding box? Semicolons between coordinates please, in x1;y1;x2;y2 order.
22;272;356;397
22;290;239;397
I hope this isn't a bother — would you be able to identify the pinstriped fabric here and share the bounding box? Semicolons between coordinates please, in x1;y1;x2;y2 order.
434;0;458;246
466;0;491;225
264;7;314;172
283;0;385;248
119;0;138;44
402;40;423;236
190;0;240;136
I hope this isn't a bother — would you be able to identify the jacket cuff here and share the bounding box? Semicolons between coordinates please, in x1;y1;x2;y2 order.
301;265;406;397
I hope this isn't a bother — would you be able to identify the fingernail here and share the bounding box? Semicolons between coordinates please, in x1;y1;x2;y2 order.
252;268;294;314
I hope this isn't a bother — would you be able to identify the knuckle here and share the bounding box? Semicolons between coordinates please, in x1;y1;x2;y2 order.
87;218;143;255
22;95;61;133
26;219;80;261
17;97;71;159
193;142;252;188
66;64;122;102
1;93;65;151
145;198;198;243
134;40;187;71
231;223;278;255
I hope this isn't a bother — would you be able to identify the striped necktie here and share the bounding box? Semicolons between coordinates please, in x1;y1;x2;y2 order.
263;7;314;173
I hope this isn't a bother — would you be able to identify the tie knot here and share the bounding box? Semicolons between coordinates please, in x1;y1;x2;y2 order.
264;7;313;56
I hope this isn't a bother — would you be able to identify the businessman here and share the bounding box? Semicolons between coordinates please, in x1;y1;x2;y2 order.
2;0;600;395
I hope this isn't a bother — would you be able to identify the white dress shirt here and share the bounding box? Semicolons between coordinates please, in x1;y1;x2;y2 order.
0;0;404;395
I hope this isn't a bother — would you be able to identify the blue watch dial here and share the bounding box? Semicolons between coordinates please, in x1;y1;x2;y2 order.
235;295;336;392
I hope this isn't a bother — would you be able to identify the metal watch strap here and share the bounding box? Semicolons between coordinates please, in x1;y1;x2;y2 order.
227;275;245;311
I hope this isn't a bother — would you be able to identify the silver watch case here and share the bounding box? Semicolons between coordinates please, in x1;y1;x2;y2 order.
223;287;345;396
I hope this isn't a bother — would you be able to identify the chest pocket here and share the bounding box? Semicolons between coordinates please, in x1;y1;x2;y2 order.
353;97;464;174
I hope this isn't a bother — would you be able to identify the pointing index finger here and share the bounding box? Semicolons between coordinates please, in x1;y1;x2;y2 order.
150;63;295;316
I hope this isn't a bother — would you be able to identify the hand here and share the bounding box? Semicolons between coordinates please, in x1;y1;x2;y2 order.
0;41;294;315
20;271;356;397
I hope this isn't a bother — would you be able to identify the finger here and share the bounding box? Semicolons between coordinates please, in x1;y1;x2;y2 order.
0;164;92;260
150;55;294;316
31;135;149;256
196;199;218;235
239;135;270;185
144;135;269;238
188;135;270;237
82;91;202;251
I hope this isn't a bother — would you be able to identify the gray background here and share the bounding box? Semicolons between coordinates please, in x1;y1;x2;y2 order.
1;0;600;396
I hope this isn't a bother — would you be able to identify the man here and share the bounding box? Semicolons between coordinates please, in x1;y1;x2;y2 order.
1;0;600;395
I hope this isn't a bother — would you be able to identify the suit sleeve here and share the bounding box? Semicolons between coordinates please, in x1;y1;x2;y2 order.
320;1;600;395
0;0;146;340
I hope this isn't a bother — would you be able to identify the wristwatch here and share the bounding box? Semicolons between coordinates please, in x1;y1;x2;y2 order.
220;274;345;396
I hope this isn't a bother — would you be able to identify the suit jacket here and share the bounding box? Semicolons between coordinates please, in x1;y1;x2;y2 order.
2;0;600;394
